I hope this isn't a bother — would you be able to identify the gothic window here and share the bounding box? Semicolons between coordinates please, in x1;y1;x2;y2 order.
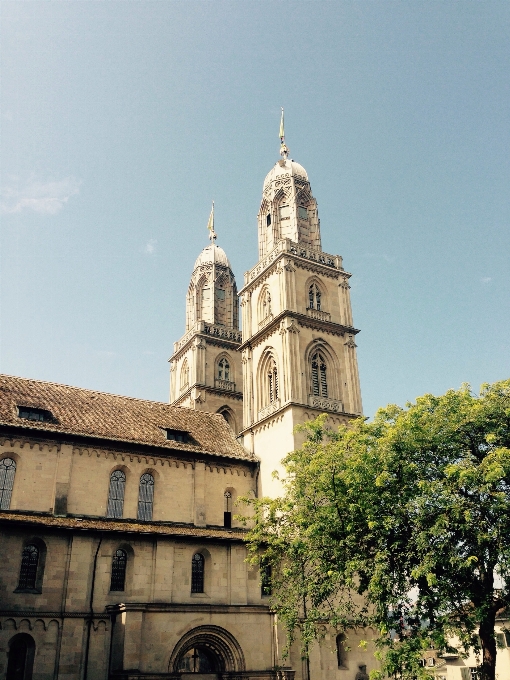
336;633;347;668
260;558;272;597
268;359;279;403
298;206;308;220
215;285;228;326
180;359;189;390
191;553;205;593
266;213;271;226
224;491;232;528
218;358;230;381
110;549;127;591
18;545;39;591
311;351;328;398
308;283;321;310
106;470;126;519
137;473;154;521
0;457;16;510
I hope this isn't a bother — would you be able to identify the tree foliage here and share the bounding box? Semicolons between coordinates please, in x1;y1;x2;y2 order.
244;380;510;680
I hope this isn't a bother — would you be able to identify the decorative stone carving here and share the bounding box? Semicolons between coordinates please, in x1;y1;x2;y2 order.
214;379;236;392
305;308;331;322
308;395;343;413
345;335;357;348
257;399;281;421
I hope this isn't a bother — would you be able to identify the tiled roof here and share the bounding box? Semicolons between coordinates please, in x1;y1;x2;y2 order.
0;374;253;461
0;511;247;541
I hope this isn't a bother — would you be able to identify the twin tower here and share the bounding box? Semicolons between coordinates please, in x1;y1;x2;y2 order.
169;148;363;496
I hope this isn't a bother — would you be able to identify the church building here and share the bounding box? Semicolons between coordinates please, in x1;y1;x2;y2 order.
0;124;378;680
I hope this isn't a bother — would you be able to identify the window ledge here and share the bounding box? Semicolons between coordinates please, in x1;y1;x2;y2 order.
14;588;41;594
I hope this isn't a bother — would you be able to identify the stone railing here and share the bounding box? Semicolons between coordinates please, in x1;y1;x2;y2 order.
258;314;273;329
214;379;236;392
244;238;342;286
202;323;242;343
308;395;343;413
173;322;242;353
306;307;331;322
257;399;281;421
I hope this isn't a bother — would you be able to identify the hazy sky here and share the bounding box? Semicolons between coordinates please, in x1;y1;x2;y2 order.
2;1;509;418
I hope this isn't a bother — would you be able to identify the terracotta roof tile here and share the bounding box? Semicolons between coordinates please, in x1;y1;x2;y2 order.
0;374;253;462
0;511;247;541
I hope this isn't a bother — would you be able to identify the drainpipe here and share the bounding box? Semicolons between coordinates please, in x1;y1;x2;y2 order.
83;533;103;680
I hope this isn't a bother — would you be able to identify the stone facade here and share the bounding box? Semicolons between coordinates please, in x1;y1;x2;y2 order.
4;145;499;680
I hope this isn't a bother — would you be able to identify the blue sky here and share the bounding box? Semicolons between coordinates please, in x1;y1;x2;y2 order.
1;1;509;418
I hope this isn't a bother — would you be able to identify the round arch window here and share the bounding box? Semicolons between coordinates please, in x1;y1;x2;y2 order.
177;646;218;673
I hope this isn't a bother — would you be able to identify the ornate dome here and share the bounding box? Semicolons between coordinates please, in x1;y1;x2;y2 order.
263;158;308;189
193;243;231;270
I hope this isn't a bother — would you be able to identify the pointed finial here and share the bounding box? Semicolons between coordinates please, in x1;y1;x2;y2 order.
207;201;217;242
279;107;289;160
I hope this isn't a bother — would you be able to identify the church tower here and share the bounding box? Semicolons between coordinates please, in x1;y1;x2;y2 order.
169;211;243;433
239;115;363;496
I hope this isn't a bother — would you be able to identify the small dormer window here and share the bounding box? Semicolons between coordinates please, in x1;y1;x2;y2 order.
18;406;53;423
165;429;191;443
298;206;308;220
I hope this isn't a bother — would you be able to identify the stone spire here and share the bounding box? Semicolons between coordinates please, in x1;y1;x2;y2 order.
257;119;321;259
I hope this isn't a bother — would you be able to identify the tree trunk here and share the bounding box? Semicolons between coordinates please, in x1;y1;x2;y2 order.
479;612;497;680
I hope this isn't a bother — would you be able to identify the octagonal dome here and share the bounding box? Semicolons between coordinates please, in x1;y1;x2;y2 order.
193;243;231;270
263;158;308;189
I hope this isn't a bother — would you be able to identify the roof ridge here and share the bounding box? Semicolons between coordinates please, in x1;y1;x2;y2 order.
0;373;177;408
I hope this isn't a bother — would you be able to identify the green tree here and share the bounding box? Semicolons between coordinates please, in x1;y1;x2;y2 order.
244;380;510;680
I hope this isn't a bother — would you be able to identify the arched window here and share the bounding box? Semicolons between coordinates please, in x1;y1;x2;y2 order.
6;633;35;680
0;457;16;510
18;544;39;590
308;283;322;310
336;633;347;668
177;647;218;673
191;553;205;593
180;359;190;391
224;491;232;528
137;473;154;521
311;351;328;397
106;470;126;519
268;359;279;403
218;357;230;381
110;549;127;591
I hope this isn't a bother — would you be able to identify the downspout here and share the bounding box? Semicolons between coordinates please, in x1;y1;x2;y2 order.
83;533;103;680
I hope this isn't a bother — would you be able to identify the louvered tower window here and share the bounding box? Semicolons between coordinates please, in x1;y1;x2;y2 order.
110;549;127;591
137;473;154;521
18;544;39;590
311;352;328;397
106;470;126;519
0;458;16;510
308;283;321;310
191;553;205;593
268;360;278;403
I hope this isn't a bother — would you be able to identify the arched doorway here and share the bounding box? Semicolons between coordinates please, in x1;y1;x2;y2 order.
170;625;245;679
6;633;35;680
